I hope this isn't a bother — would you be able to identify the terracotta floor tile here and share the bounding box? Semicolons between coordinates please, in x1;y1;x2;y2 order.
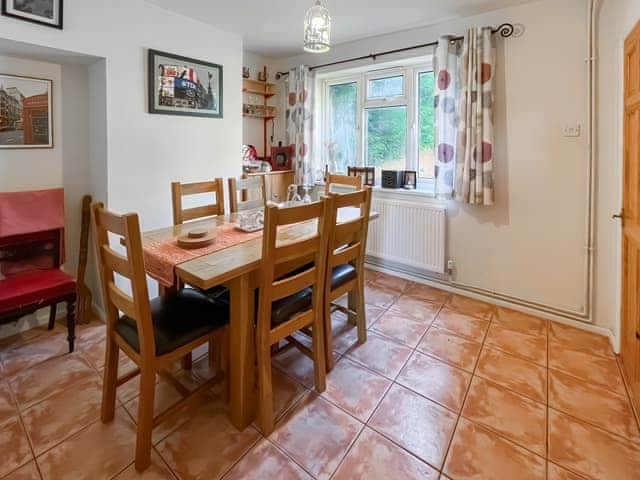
0;332;70;378
445;294;495;320
223;439;312;480
333;427;439;480
462;376;547;456
75;322;106;347
0;415;33;478
328;312;360;355
548;409;640;480
370;311;431;347
273;345;340;388
396;351;471;412
404;282;451;304
387;295;441;323
10;353;96;409
549;368;640;442
270;393;362;480
484;323;547;366
432;308;490;342
368;384;457;470
22;375;103;455
363;268;380;283
346;332;412;379
417;327;482;373
443;418;546;480
547;462;589;480
475;348;547;403
548;346;626;395
365;305;386;326
0;381;17;423
364;284;399;309
157;400;260;480
112;450;175;479
322;357;391;422
37;410;136;480
2;461;40;480
549;322;614;359
493;307;548;337
369;274;411;295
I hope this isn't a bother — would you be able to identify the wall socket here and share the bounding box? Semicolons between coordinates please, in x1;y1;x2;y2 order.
563;124;581;137
447;259;455;272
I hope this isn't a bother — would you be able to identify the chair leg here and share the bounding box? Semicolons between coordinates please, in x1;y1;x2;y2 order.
323;296;335;372
48;304;57;330
66;300;76;353
257;331;275;435
182;353;193;370
135;368;156;472
208;336;219;371
101;337;119;423
311;309;327;394
355;280;367;345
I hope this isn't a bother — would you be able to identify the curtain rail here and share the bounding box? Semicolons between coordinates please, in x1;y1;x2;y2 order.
275;23;515;79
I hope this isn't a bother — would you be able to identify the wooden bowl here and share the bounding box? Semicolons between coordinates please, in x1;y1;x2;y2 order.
177;229;216;249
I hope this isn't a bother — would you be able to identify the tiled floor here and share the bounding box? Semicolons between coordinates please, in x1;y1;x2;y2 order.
1;269;639;479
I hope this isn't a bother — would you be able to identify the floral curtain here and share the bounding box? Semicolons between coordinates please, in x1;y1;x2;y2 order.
433;27;496;205
455;27;496;205
433;36;461;198
285;65;315;185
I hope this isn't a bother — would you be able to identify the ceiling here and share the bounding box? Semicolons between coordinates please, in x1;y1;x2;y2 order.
147;0;532;57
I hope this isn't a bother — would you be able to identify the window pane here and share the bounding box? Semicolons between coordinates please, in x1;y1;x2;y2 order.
328;82;358;173
368;75;404;99
365;105;407;176
418;71;435;179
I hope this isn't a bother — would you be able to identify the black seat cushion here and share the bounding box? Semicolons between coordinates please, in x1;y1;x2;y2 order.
270;287;312;326
115;288;229;356
206;285;230;305
331;264;357;290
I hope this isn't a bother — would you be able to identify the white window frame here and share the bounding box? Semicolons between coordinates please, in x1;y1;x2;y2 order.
319;57;434;186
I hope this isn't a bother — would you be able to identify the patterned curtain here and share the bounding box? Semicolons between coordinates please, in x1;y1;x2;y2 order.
433;37;461;198
454;27;496;205
285;65;315;185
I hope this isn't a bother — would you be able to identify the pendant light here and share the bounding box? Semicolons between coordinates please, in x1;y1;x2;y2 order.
304;0;331;53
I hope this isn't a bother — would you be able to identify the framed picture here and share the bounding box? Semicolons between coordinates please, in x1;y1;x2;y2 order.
1;0;63;29
348;166;376;187
0;74;53;149
403;170;417;189
270;145;293;171
148;49;223;118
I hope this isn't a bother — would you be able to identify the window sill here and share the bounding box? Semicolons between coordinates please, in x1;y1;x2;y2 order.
316;182;443;201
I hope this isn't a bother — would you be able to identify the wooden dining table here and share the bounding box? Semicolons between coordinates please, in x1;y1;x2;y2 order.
138;206;378;430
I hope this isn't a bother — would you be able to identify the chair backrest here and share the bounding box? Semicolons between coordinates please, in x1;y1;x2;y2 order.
228;175;266;213
90;203;155;358
257;198;332;334
324;173;363;194
171;179;225;225
0;229;61;277
325;187;372;289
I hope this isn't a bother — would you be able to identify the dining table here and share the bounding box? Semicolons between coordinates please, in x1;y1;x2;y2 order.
137;206;378;430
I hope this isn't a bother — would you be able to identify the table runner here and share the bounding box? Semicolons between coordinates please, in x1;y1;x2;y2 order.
143;223;262;287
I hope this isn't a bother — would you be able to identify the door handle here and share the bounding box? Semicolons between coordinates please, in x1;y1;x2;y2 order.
612;209;625;220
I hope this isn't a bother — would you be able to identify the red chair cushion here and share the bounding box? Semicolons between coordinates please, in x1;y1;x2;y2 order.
0;269;76;314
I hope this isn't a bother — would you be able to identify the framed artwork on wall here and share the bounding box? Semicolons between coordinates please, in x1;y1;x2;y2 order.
148;49;223;118
270;145;294;171
0;73;53;149
1;0;63;29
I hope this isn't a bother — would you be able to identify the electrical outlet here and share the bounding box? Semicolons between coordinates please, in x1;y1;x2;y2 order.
447;259;455;272
563;124;581;137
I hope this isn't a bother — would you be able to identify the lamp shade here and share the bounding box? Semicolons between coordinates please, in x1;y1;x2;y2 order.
304;0;331;53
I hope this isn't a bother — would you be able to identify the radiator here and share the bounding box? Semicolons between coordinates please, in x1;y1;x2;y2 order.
366;197;446;274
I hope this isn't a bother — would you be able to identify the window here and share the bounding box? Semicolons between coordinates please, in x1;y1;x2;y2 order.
321;62;436;189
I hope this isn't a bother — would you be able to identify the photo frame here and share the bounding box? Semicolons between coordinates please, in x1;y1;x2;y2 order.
270;145;294;171
1;0;63;29
148;49;223;118
348;166;376;187
403;170;417;189
0;73;53;149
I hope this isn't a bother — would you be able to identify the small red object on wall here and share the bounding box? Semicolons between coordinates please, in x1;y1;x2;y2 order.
270;144;294;171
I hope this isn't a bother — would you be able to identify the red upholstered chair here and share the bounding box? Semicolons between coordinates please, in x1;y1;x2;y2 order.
0;229;76;352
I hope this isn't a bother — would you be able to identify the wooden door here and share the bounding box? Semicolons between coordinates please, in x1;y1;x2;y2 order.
621;20;640;407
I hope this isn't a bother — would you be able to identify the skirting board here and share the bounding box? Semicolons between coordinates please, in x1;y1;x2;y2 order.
0;305;66;340
366;259;619;354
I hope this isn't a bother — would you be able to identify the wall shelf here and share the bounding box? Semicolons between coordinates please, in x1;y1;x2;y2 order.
242;66;277;157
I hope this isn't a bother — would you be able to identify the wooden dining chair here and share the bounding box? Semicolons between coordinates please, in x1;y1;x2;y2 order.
256;198;332;434
324;173;363;194
323;187;372;371
171;178;225;225
91;203;230;472
228;175;266;213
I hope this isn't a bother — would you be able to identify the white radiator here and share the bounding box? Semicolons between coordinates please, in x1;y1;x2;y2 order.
366;197;447;274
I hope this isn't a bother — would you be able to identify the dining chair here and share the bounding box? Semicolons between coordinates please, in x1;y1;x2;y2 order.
91;203;229;472
228;175;266;213
324;173;363;194
256;198;332;434
323;187;372;371
171;178;225;225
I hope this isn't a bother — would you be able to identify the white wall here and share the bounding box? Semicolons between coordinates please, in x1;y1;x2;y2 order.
0;56;62;191
276;0;592;318
0;0;243;233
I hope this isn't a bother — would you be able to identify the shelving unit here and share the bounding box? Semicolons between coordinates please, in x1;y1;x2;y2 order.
242;66;277;157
